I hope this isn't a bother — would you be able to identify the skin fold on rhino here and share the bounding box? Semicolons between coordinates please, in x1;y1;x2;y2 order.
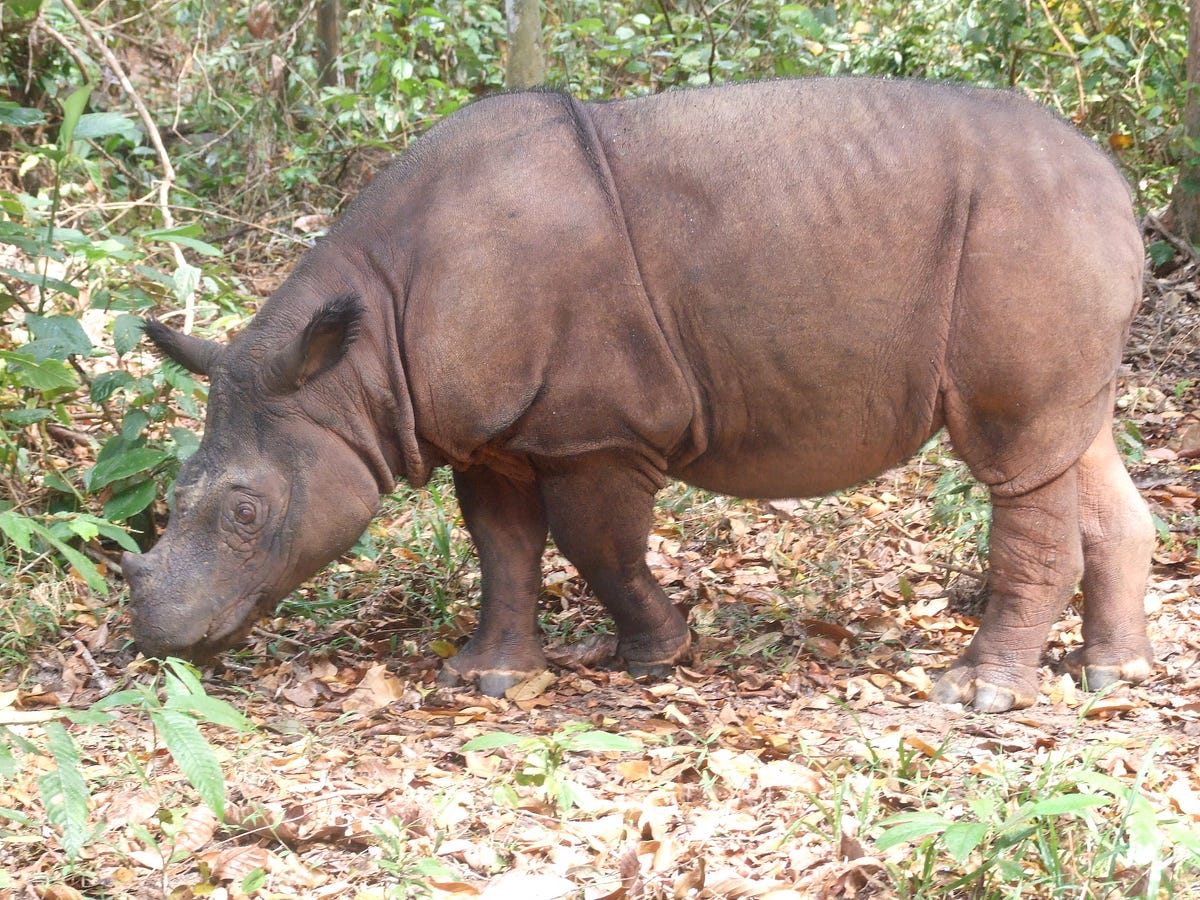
122;78;1156;713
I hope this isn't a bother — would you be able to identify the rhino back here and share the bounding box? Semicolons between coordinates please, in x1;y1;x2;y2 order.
586;79;1141;497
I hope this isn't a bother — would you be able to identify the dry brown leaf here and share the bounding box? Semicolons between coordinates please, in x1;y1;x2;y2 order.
175;803;218;855
505;669;556;702
204;844;272;885
37;886;86;900
341;663;410;712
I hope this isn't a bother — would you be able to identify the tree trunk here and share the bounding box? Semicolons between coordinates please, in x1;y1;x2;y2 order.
316;0;340;88
1169;0;1200;242
505;0;545;90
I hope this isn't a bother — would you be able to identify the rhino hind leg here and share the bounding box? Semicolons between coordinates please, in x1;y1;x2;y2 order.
931;464;1085;712
438;467;549;696
1063;422;1155;689
539;455;692;680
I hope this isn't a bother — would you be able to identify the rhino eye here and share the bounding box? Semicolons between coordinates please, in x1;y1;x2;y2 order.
234;501;257;525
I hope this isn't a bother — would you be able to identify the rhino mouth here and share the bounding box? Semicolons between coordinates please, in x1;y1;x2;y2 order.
190;588;273;657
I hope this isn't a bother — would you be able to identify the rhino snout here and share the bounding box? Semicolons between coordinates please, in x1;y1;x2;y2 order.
123;550;214;659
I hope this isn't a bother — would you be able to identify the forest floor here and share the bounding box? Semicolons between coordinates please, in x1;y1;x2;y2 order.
0;236;1198;899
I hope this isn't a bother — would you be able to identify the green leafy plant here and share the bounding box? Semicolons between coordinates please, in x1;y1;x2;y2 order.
371;816;456;900
876;741;1200;898
463;724;643;816
2;659;254;861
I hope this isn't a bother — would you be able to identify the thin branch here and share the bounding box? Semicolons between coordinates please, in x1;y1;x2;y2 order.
1035;0;1087;120
54;0;197;333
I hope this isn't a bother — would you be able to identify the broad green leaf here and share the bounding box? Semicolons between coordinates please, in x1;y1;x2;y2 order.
112;314;145;356
2;408;54;426
165;692;255;732
86;447;168;491
150;708;226;819
0;510;34;552
0;265;78;297
0;350;77;391
876;812;952;850
173;261;201;305
37;722;90;859
143;224;222;257
461;732;527;751
103;478;158;522
41;533;108;594
58;85;94;149
0;102;45;127
240;870;268;894
0;807;37;827
90;369;134;402
73;112;140;144
163;658;207;697
941;821;989;864
78;515;140;553
25;314;93;358
1022;793;1109;820
561;731;643;753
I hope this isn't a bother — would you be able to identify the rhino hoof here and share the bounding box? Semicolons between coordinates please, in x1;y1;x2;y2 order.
1062;648;1152;691
930;665;1036;713
626;659;678;682
436;661;536;697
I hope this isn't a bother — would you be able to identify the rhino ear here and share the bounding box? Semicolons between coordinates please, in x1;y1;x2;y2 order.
266;294;362;393
142;319;224;376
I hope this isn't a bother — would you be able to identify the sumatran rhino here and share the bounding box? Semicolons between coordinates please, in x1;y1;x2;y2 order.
123;78;1155;713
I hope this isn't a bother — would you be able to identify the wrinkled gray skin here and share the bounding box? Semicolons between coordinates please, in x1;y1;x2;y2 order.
124;78;1155;713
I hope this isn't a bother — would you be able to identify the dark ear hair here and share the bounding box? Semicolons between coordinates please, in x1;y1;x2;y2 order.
266;295;362;393
142;319;225;376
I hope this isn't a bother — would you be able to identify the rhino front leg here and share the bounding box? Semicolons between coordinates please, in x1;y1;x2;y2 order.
438;466;549;696
931;465;1084;712
539;455;691;680
1064;423;1155;689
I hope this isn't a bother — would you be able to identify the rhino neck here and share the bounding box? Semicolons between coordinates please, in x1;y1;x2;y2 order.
347;243;435;490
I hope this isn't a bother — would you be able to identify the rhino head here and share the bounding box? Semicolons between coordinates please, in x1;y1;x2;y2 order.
123;290;405;660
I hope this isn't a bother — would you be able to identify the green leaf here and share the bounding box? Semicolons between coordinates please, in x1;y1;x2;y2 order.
165;692;255;732
86;447;169;491
25;314;93;358
240;869;267;893
0;737;16;779
37;722;90;859
58;85;94;149
0;102;45;127
150;708;226;819
77;515;140;553
0;265;78;297
876;811;952;850
39;531;108;594
143;225;222;258
561;731;643;753
91;369;134;402
0;510;35;552
173;262;202;305
0;350;78;391
73;112;140;144
162;658;208;698
103;478;158;522
2;408;54;426
113;314;145;356
461;732;527;752
941;821;989;864
1021;793;1109;820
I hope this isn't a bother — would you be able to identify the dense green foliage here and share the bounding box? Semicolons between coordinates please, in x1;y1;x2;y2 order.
0;0;1190;626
